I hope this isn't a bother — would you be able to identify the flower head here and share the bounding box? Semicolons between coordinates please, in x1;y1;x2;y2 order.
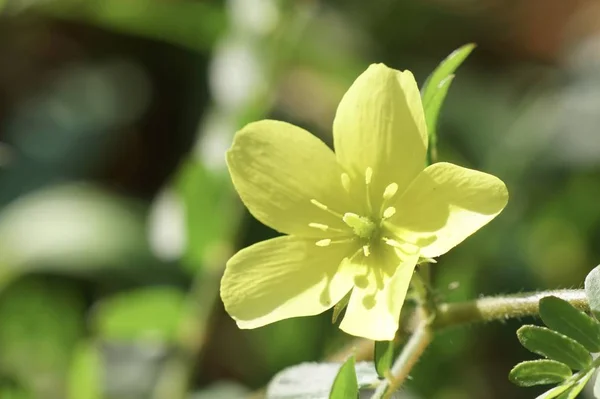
221;63;508;340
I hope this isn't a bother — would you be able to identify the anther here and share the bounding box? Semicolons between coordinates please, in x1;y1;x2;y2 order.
382;237;404;249
363;245;371;257
383;183;398;201
315;239;332;247
341;173;351;193
383;207;396;219
365;167;373;185
310;199;329;211
309;223;329;231
310;199;344;218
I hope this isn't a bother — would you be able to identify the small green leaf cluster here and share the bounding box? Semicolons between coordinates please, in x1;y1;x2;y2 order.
510;265;600;398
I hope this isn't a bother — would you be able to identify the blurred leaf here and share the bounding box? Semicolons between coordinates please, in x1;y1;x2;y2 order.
421;43;474;163
509;360;572;387
0;184;159;281
0;277;85;398
329;356;358;399
423;75;454;162
266;361;378;399
67;342;101;399
175;159;235;273
539;296;600;353
374;341;394;379
92;287;186;342
0;378;32;399
422;43;476;107
517;325;592;370
35;0;226;51
585;265;600;321
555;368;595;399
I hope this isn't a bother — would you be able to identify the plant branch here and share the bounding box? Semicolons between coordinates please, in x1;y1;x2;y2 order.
370;321;432;399
433;289;588;329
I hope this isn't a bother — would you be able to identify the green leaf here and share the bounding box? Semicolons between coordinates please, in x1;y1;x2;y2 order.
374;341;394;378
67;342;101;399
422;43;476;107
0;277;85;398
329;356;358;399
423;75;454;160
539;296;600;353
585;264;600;321
509;360;572;387
92;287;186;342
175;159;237;273
517;325;592;370
421;43;474;164
555;368;595;399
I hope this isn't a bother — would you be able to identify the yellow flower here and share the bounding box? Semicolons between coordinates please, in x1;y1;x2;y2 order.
221;63;508;340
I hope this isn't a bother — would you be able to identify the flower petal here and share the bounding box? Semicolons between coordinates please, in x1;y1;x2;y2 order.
339;249;419;341
387;162;509;258
227;120;355;238
221;236;358;329
333;64;428;209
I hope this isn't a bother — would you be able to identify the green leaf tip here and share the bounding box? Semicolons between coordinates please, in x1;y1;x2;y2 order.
329;355;358;399
517;325;592;370
374;340;394;378
509;359;572;387
539;295;600;353
421;43;475;164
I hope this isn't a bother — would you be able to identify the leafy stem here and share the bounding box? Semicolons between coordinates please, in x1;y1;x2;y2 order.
366;289;589;398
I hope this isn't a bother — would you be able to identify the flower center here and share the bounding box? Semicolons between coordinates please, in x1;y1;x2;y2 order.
342;213;376;239
308;167;403;257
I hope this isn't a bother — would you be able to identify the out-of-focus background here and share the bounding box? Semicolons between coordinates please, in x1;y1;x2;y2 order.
1;0;600;398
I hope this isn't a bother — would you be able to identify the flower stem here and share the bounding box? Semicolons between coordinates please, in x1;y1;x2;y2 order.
433;289;588;329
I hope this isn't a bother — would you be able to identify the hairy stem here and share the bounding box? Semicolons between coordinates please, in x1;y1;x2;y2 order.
371;321;432;399
434;289;588;329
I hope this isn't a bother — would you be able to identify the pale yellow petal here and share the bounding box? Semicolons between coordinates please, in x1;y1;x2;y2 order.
221;236;358;329
387;162;508;258
339;249;419;341
227;120;355;238
333;64;427;210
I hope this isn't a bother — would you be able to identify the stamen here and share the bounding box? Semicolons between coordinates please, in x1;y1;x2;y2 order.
316;237;355;247
363;245;371;257
364;167;373;213
308;222;348;234
310;199;344;218
308;223;329;231
341;173;351;193
310;199;329;211
382;237;404;249
383;183;398;201
383;207;396;219
365;167;373;185
347;247;363;262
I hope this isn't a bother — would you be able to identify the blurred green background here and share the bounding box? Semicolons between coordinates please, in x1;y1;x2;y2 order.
1;0;600;398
